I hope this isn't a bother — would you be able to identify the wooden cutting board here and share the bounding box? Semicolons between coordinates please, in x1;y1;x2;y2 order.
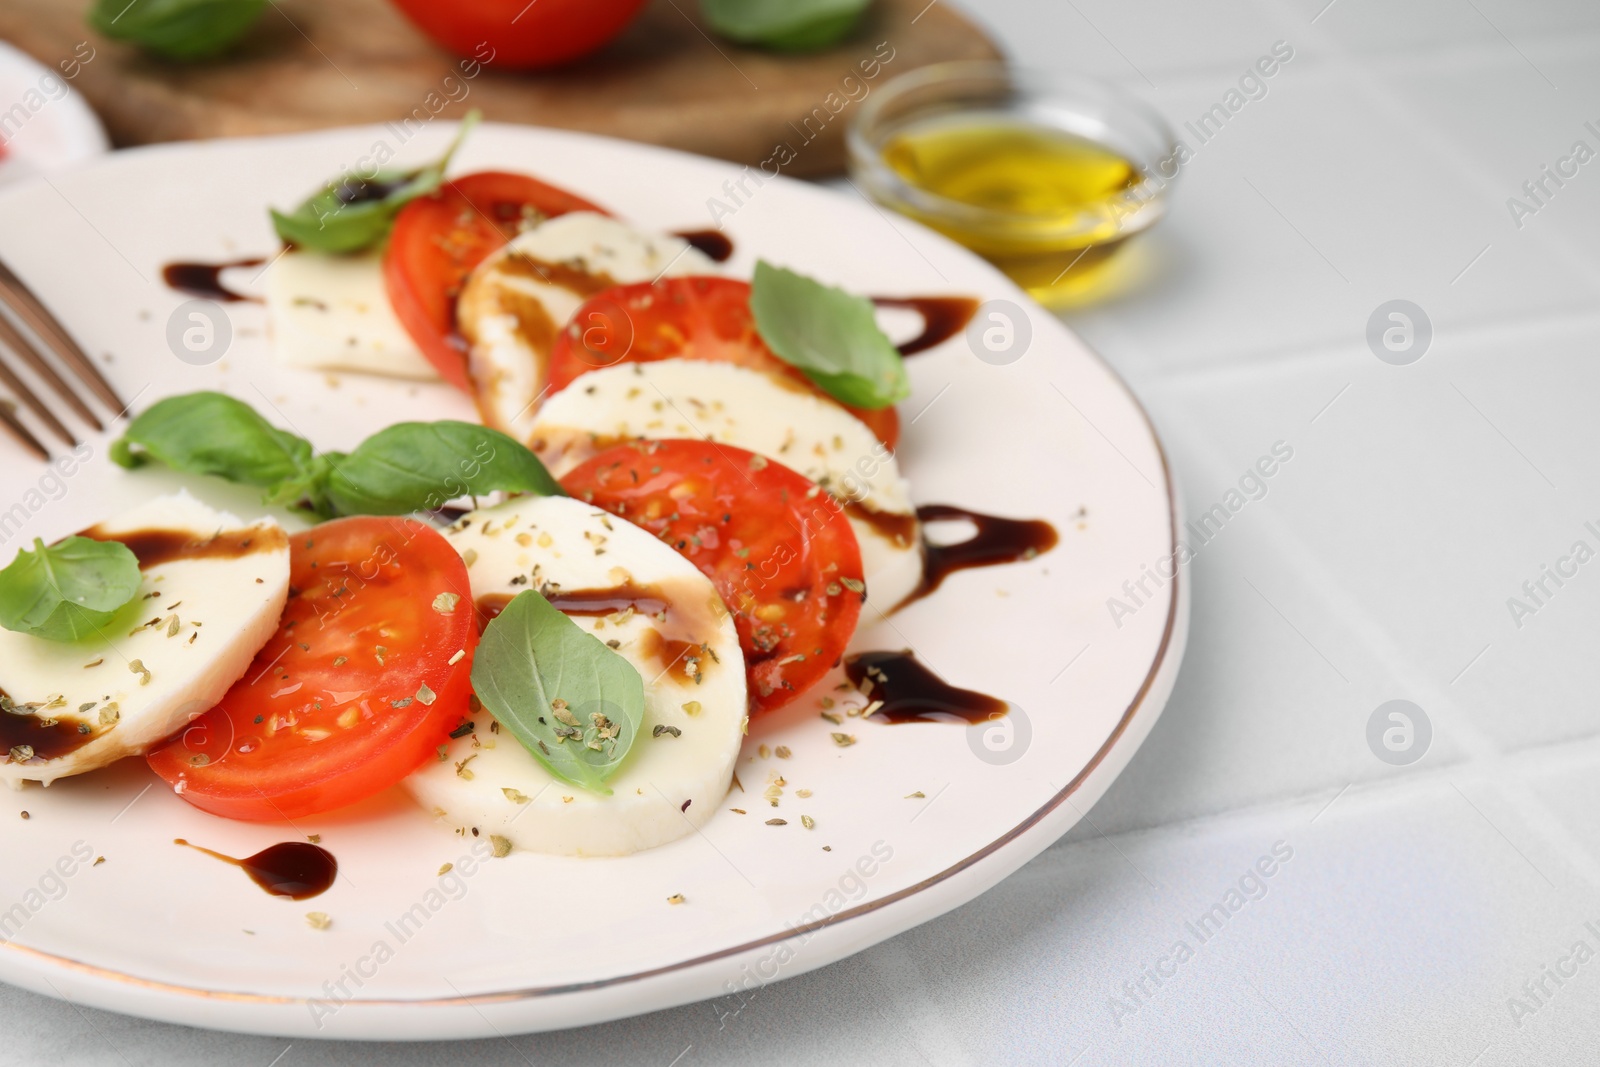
0;0;1001;177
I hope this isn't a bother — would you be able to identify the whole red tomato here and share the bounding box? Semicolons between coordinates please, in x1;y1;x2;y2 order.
388;0;650;69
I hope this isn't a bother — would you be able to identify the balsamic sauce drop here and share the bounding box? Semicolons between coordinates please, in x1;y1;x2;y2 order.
903;504;1060;608
160;258;265;303
873;296;981;356
844;650;1009;725
174;838;337;900
675;229;735;263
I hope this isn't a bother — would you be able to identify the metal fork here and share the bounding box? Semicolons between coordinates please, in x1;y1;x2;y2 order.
0;256;125;460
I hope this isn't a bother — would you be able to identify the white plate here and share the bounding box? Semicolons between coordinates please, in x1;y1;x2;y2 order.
0;123;1186;1039
0;40;109;187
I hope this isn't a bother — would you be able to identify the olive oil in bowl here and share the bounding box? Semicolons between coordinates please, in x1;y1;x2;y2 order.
883;120;1140;220
850;64;1177;307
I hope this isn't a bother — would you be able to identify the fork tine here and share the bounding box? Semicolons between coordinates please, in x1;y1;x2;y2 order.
0;258;125;413
0;348;76;446
0;311;102;431
0;400;48;461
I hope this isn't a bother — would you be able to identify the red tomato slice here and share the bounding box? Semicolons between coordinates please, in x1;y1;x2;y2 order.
147;517;478;821
384;171;609;392
561;439;865;715
549;277;902;450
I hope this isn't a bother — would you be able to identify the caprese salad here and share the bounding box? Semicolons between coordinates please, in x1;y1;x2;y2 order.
0;120;1055;860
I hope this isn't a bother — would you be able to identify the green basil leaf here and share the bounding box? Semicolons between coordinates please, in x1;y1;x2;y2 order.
265;451;342;519
0;537;142;642
270;110;479;254
749;259;910;409
701;0;869;50
470;590;645;795
324;421;565;517
112;391;317;492
113;392;563;520
88;0;266;60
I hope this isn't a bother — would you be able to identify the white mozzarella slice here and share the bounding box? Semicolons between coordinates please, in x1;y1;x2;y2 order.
403;495;745;857
0;491;290;787
265;249;439;380
531;360;924;611
458;212;716;442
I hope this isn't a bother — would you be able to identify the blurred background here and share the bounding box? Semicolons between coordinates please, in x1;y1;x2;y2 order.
4;0;1600;1063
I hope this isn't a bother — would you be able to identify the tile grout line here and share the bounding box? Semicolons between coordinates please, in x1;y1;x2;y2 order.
1058;730;1600;866
1248;0;1600;291
1121;346;1600;890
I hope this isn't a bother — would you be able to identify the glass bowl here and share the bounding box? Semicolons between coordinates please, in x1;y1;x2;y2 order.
847;61;1180;307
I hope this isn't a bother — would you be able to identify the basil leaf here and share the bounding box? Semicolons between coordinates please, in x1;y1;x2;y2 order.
270;110;479;254
0;537;142;642
325;421;566;516
112;391;317;492
470;590;645;795
113;392;563;519
88;0;266;60
749;260;910;409
701;0;870;50
267;451;342;519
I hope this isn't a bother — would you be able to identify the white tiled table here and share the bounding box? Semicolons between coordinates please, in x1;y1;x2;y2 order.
8;1;1600;1062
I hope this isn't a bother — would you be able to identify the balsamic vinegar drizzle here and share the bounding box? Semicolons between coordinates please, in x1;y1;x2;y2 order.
160;258;266;303
842;499;919;549
0;686;100;763
545;588;671;619
476;585;707;685
333;174;411;205
474;591;514;629
873;296;981;356
904;504;1060;609
174;839;337;900
77;524;289;570
475;586;669;629
844;650;1009;725
674;229;735;263
839;505;1056;725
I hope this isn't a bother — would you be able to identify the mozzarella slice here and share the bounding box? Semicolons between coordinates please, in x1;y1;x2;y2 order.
531;360;924;611
403;495;745;857
265;249;439;380
458;212;716;443
0;491;290;787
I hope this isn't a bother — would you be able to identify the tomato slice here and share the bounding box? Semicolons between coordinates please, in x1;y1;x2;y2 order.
147;517;478;821
561;439;865;715
548;277;902;450
384;171;609;392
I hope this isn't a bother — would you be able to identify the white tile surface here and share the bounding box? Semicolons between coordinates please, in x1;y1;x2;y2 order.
974;0;1303;83
6;0;1600;1063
